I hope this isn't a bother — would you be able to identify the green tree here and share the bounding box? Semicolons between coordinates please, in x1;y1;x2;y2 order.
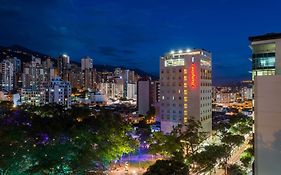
192;144;227;174
221;133;245;148
0;106;138;174
144;159;189;175
148;118;207;173
240;147;253;168
227;164;246;175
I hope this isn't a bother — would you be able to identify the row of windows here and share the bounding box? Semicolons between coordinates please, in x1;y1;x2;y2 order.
200;69;212;80
161;76;182;80
161;103;183;107
161;69;182;74
201;82;212;86
162;89;182;94
200;115;211;121
201;89;211;93
162;110;183;114
161;116;182;121
200;110;212;115
160;82;183;86
201;103;211;107
201;96;212;100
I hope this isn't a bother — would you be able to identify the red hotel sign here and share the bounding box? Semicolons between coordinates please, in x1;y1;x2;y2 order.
190;64;196;88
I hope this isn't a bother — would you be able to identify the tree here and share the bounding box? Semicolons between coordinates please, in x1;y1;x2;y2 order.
192;144;227;174
218;133;244;175
240;147;253;168
221;133;245;148
0;106;138;174
227;164;246;175
148;131;181;158
148;118;207;172
144;159;189;175
135;120;152;142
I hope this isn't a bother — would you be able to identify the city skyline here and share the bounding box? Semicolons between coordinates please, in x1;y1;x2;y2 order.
1;0;281;84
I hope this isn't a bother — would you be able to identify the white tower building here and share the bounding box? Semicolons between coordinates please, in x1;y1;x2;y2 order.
159;49;212;134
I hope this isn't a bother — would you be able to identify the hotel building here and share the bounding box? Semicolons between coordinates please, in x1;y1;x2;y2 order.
159;49;212;134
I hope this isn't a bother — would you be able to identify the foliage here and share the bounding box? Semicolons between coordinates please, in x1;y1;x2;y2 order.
240;147;253;167
0;105;138;174
148;131;181;158
147;114;250;175
192;144;228;173
135;120;152;142
227;164;246;175
147;118;208;173
144;159;189;175
221;133;245;148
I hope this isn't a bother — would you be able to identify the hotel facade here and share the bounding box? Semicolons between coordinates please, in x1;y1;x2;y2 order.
159;49;212;134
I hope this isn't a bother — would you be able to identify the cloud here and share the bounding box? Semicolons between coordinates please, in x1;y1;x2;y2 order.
96;46;136;57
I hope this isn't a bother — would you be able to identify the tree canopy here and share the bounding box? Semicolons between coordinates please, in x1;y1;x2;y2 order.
0;105;138;174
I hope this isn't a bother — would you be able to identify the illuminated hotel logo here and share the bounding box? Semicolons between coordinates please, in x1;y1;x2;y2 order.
190;64;196;88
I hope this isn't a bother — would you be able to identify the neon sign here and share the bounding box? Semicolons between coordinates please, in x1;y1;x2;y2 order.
190;64;196;88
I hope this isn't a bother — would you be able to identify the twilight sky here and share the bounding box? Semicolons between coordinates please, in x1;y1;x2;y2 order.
0;0;280;85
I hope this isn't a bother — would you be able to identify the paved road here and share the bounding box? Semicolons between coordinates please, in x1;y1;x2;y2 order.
215;136;252;175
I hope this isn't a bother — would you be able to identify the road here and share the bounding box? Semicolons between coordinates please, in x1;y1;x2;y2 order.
108;153;163;175
215;136;252;175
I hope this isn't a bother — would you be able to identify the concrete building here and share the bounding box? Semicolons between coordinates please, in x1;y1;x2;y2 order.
151;81;160;105
159;49;212;134
81;56;93;70
11;57;22;89
254;75;281;175
90;91;107;104
99;81;124;100
249;33;281;80
126;83;137;100
20;88;42;106
122;69;136;98
45;77;71;108
137;77;151;115
57;54;71;80
250;33;281;175
42;58;55;81
0;59;14;91
81;68;96;90
22;57;46;90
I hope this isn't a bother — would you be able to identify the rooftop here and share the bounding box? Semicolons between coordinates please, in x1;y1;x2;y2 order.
163;48;211;57
249;33;281;42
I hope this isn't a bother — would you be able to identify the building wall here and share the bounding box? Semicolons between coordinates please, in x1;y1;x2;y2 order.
255;75;281;175
1;59;14;91
137;79;150;115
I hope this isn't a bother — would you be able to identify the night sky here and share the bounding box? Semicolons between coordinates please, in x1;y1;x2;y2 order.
0;0;280;85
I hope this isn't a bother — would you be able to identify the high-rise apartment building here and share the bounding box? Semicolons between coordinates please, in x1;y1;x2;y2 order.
250;33;281;175
11;57;22;89
159;49;212;134
81;57;96;89
0;59;14;91
22;57;46;90
57;54;71;80
81;56;93;70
